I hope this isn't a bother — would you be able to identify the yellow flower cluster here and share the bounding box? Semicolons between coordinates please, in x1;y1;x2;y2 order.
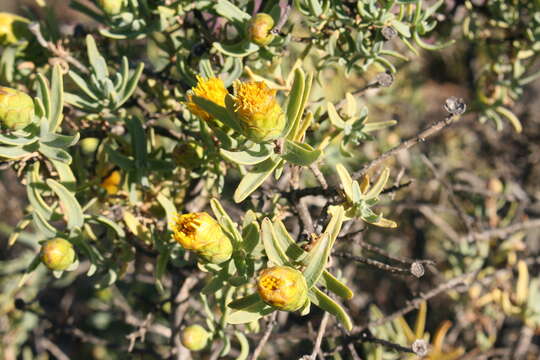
186;76;228;122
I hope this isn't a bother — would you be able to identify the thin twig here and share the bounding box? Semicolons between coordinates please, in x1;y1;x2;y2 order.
250;312;277;360
169;274;200;360
310;312;330;359
334;252;410;274
462;218;540;242
352;115;456;180
353;270;477;333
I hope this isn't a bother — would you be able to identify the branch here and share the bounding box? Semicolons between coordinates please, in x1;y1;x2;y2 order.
462;218;540;242
250;312;277;360
352;114;457;180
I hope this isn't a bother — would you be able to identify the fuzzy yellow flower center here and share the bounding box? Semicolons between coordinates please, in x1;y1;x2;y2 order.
233;81;276;117
186;76;228;122
260;275;282;291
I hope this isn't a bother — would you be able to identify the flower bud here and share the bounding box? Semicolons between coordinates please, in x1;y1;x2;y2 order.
172;142;204;169
41;238;76;271
172;212;233;264
181;324;209;351
257;266;308;312
0;12;30;46
232;81;285;143
0;86;34;130
248;13;275;46
97;0;124;15
186;76;228;122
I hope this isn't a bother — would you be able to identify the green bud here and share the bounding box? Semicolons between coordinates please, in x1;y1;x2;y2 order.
0;86;35;130
172;142;204;169
248;13;275;46
181;324;209;351
97;0;124;15
0;12;30;46
80;137;100;155
41;238;76;271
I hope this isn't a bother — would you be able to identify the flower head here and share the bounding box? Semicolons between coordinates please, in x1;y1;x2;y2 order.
232;80;285;142
100;170;122;195
0;86;34;130
0;12;30;46
172;212;232;264
186;76;228;122
41;238;76;271
248;13;275;46
181;324;210;351
257;266;308;312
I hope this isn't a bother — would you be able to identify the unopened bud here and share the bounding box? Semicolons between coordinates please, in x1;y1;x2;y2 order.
248;13;275;46
257;266;308;312
0;86;34;130
412;339;428;356
381;26;397;41
375;72;394;88
410;261;425;278
41;238;76;271
181;324;209;351
97;0;124;15
172;212;233;264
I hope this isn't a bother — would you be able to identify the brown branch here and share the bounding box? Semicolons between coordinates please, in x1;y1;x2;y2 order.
169;274;200;360
354;270;478;333
250;312;277;360
352;114;457;180
310;312;330;360
462;218;540;242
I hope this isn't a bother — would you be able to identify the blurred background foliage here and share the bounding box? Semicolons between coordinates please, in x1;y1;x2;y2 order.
1;0;540;359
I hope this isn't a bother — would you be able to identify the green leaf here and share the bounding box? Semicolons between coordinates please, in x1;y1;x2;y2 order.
69;70;99;100
87;215;126;237
281;140;322;166
233;157;280;203
117;62;144;107
227;299;274;324
228;293;261;310
390;19;411;38
272;220;306;262
0;145;33;160
213;41;259;58
46;179;84;229
50;159;76;186
284;68;305;138
36;72;51;121
40;133;80;148
210;198;243;244
363;167;390;200
39;143;72;164
327;102;346;128
309;287;353;331
156;192;177;231
235;331;250;360
214;0;251;23
494;106;522;133
413;31;455;51
49;64;64;132
193;95;242;133
363;120;398;132
303;206;344;289
0;133;38;146
261;218;288;266
319;272;354;300
32;211;57;238
86;35;109;80
220;144;272;165
26;163;54;220
336;164;353;199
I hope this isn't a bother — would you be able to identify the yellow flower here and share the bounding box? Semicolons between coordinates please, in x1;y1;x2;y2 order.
41;238;76;271
257;266;308;312
248;13;275;46
100;170;122;195
181;324;210;351
0;86;34;130
0;12;30;46
172;212;232;264
186;76;228;122
232;80;285;142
